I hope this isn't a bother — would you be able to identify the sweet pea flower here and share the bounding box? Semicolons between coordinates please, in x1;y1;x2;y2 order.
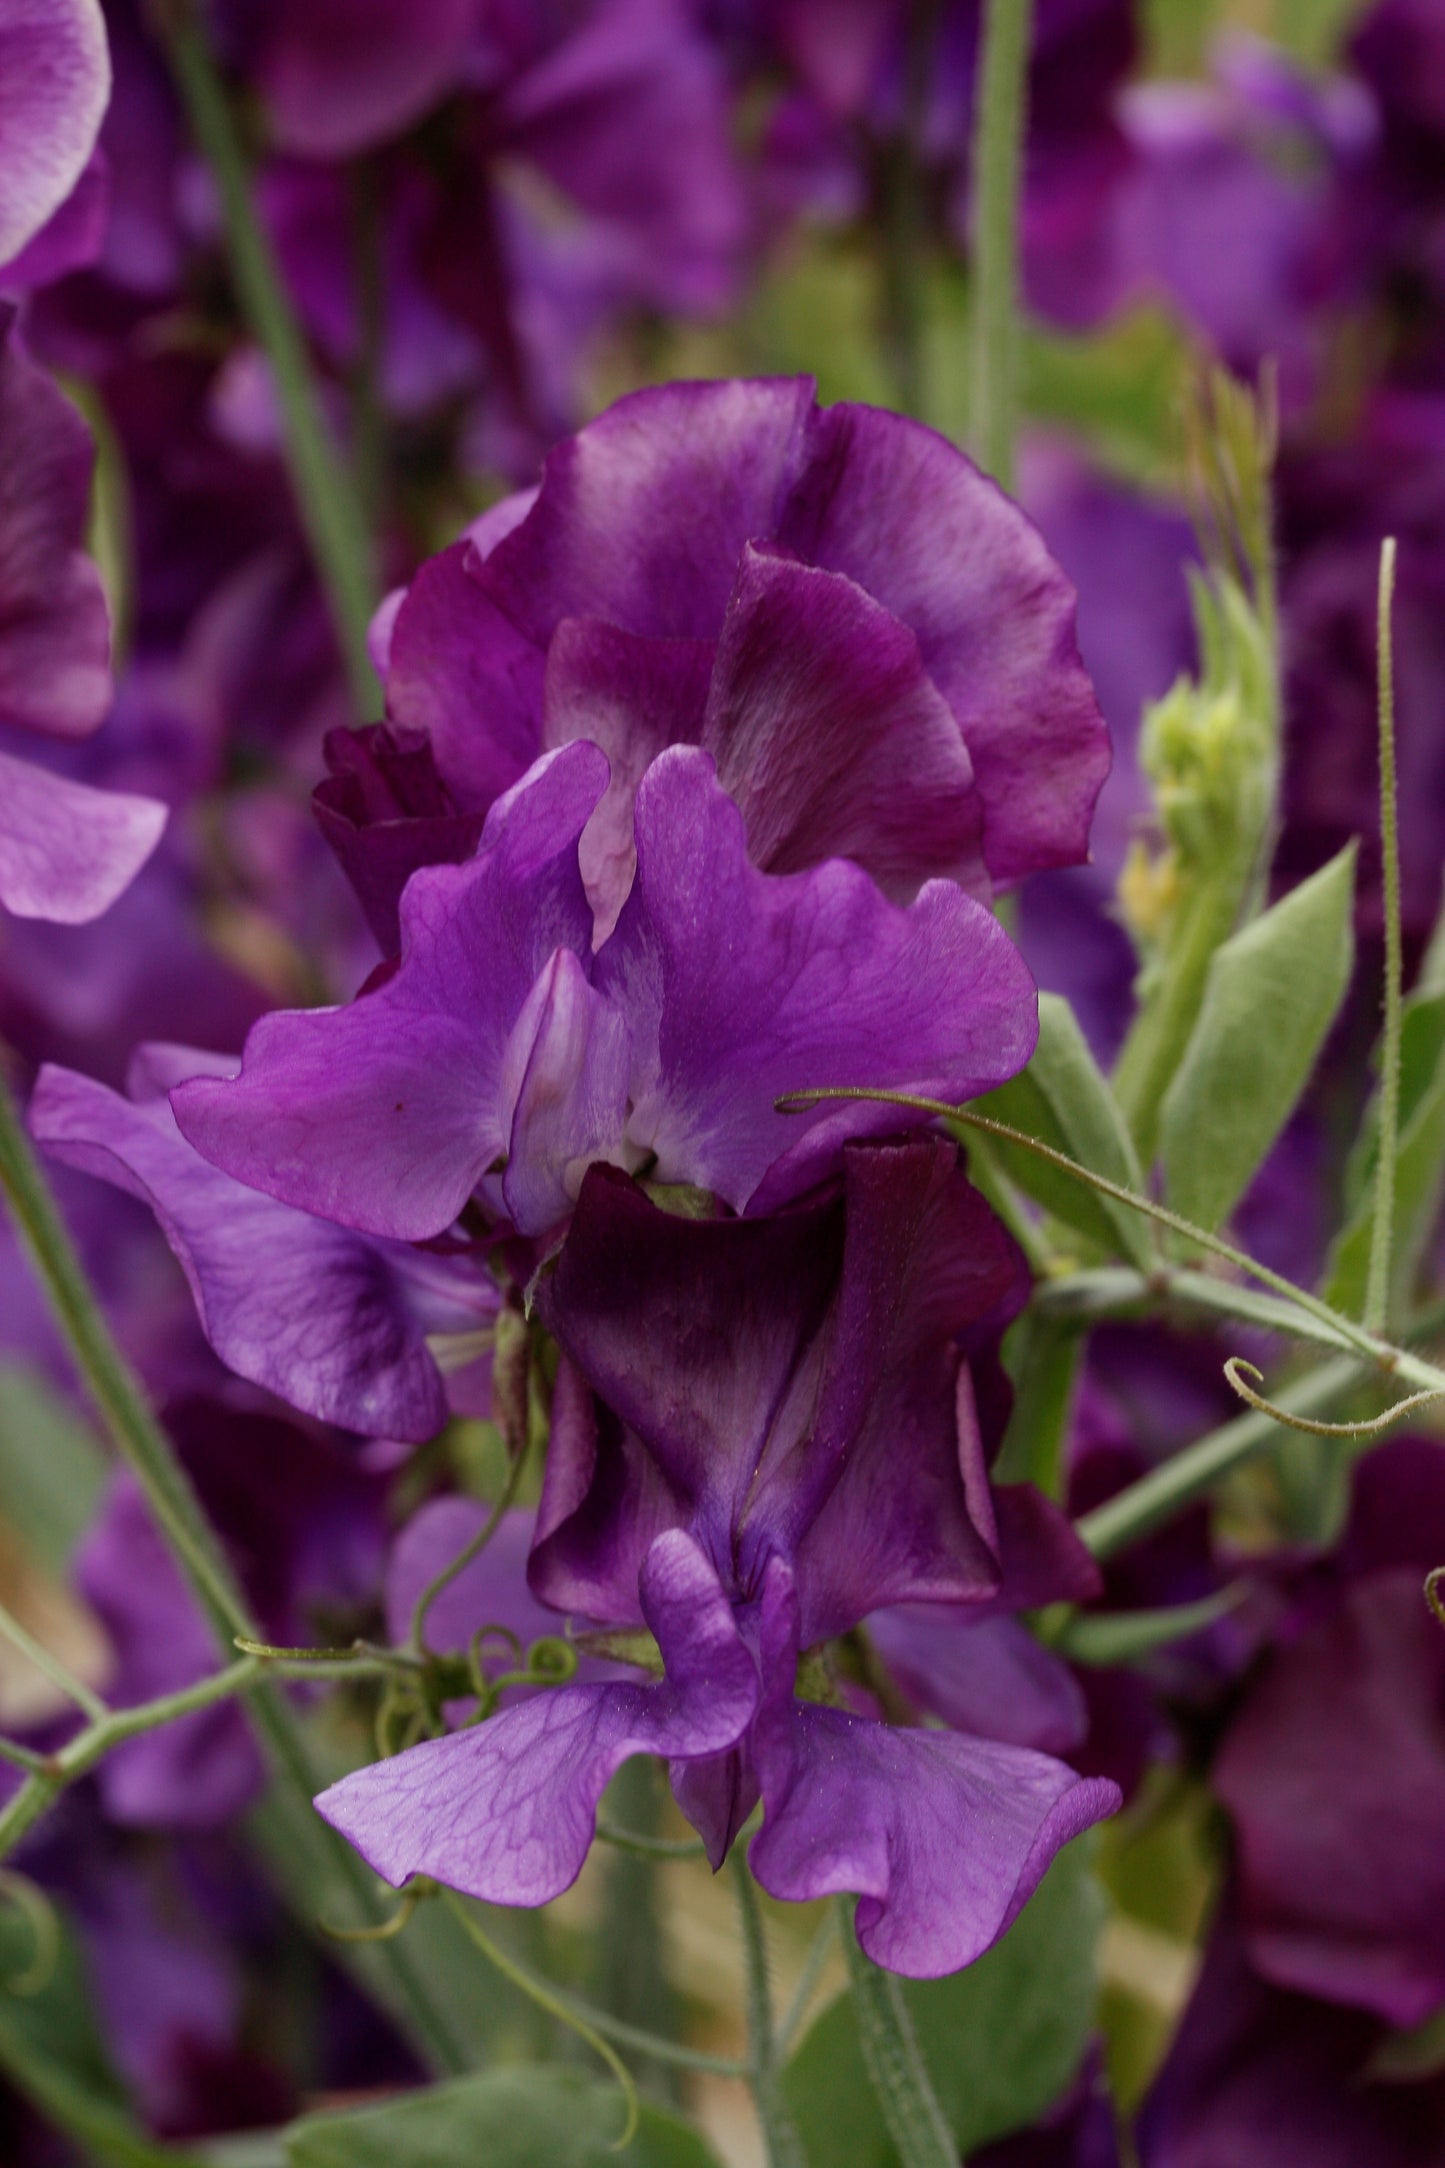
0;312;165;921
30;1043;502;1441
317;1142;1118;1978
368;376;1109;936
173;739;1038;1242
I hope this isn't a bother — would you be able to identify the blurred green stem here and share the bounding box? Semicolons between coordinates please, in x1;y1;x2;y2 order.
156;1;378;714
0;1061;469;2073
876;2;940;417
969;0;1034;488
733;1854;807;2168
1366;537;1402;1331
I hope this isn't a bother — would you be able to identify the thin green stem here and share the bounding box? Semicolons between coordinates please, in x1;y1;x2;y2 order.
0;1065;469;2073
778;1086;1432;1378
444;1894;645;2136
777;1909;838;2056
969;0;1035;489
1074;1354;1363;1559
1033;1264;1368;1357
733;1854;808;2168
0;1596;108;1724
875;0;939;417
840;1910;956;2168
408;1450;527;1655
156;3;378;713
1367;536;1402;1333
594;1819;709;1860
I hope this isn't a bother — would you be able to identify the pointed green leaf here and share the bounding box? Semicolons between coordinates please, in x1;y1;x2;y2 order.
1159;844;1356;1232
971;996;1152;1267
284;2068;722;2168
783;1842;1103;2166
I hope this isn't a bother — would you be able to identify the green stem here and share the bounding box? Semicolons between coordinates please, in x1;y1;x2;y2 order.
969;0;1035;489
733;1854;808;2168
0;1066;468;2073
408;1447;526;1654
875;1;939;417
0;1661;260;1863
1366;536;1402;1332
840;1911;956;2168
156;3;378;713
777;1910;838;2057
0;1596;108;1723
1074;1353;1364;1559
1033;1264;1370;1357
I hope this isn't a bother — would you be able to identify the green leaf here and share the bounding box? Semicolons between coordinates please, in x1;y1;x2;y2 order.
1327;987;1445;1320
0;1362;107;1573
783;1841;1104;2166
1159;845;1356;1233
994;1312;1081;1494
284;2068;722;2168
971;995;1153;1268
0;1906;205;2167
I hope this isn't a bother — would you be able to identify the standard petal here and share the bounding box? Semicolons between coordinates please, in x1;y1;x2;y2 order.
482;378;817;642
779;401;1110;884
0;0;110;267
315;1527;759;1905
173;743;606;1240
0;750;164;924
703;542;986;897
751;1697;1119;1978
596;747;1038;1213
30;1055;495;1440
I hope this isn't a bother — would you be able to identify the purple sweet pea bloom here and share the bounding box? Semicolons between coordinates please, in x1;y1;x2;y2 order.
318;1143;1118;1977
0;310;164;921
376;377;1108;921
0;0;109;271
1212;1439;1445;2029
174;739;1039;1240
30;1043;501;1440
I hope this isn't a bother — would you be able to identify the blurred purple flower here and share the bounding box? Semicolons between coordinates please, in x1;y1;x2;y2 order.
318;1142;1117;1977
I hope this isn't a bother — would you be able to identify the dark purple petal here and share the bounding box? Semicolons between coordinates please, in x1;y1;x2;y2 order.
867;1609;1088;1756
312;722;486;956
777;401;1109;884
242;0;475;159
0;0;109;267
30;1052;496;1439
0;749;165;923
1214;1567;1445;2027
173;743;606;1241
702;542;986;897
315;1528;760;1905
596;747;1038;1213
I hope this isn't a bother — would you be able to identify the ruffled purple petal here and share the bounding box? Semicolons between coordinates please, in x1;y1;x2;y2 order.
30;1051;495;1439
703;542;986;897
867;1608;1089;1756
312;722;486;956
0;0;110;268
315;1528;760;1905
0;749;164;924
777;401;1109;884
173;742;606;1241
597;747;1038;1213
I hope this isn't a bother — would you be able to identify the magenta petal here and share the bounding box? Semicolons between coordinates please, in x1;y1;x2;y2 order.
598;747;1038;1213
0;750;164;924
315;1528;760;1905
30;1054;494;1440
385;541;546;806
751;1697;1119;1977
779;401;1110;883
173;743;606;1241
0;0;110;267
703;542;986;897
500;948;632;1235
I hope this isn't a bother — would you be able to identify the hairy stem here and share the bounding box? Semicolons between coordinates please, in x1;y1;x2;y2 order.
969;0;1035;488
155;1;378;713
841;1912;956;2168
733;1854;808;2168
